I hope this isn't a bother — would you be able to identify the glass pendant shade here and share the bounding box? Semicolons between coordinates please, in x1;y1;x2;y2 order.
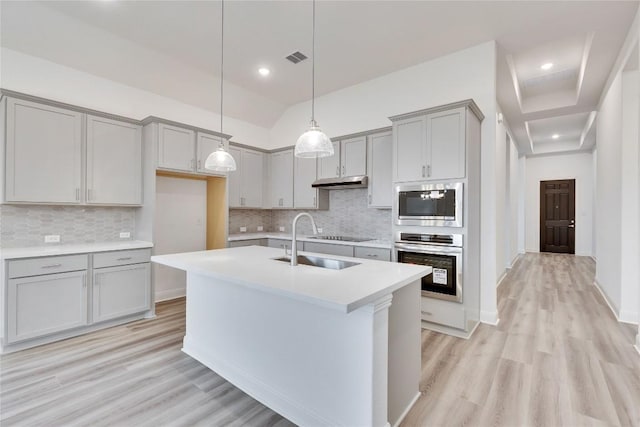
205;146;237;172
295;121;334;158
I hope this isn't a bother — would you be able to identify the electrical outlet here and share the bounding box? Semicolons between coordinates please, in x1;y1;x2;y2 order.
119;232;131;239
240;227;247;232
317;227;323;233
257;226;264;232
44;235;60;243
279;226;285;232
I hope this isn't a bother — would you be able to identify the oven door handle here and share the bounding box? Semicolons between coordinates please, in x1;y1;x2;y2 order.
394;242;463;255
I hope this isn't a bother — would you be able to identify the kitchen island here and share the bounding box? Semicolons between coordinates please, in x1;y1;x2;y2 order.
152;246;430;427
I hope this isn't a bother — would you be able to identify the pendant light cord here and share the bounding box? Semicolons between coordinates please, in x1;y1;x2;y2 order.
311;0;316;125
220;0;225;139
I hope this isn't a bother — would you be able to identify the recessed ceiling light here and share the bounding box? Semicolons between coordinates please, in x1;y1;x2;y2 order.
552;134;560;139
540;63;554;71
258;67;270;77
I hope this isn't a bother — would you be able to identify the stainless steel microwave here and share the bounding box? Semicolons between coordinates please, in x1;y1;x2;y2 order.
394;182;463;227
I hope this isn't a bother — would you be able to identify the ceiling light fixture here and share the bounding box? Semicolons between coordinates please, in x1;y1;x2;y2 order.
258;67;270;77
295;0;333;159
540;62;554;71
205;0;236;173
552;134;560;139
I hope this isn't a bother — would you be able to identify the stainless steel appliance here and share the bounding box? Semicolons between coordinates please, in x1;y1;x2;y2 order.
394;232;463;302
394;182;463;227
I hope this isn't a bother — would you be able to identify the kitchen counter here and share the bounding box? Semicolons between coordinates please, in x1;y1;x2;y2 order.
228;232;393;249
0;240;154;260
152;246;425;313
151;246;429;426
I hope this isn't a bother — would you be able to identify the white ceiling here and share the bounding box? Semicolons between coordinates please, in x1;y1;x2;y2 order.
1;0;638;154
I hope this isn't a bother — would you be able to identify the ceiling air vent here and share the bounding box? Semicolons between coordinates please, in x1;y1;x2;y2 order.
286;51;308;64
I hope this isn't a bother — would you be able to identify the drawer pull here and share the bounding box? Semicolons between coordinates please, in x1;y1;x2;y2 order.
422;311;433;316
366;254;378;258
117;257;132;261
41;264;62;269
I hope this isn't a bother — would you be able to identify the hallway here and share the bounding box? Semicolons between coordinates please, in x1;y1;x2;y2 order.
402;253;640;426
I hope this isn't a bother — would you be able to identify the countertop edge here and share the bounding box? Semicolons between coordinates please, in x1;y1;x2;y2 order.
228;233;392;249
1;240;154;260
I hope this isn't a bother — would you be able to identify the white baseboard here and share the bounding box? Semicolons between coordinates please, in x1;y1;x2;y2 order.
392;392;421;427
480;311;500;326
155;288;186;302
593;279;621;320
590;255;597;262
636;334;640;356
619;310;639;325
496;270;508;288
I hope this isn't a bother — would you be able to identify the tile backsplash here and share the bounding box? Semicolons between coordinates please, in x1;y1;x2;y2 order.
0;205;136;248
229;188;392;241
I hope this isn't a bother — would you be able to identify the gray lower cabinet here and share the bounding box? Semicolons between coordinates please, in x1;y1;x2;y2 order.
229;239;268;248
354;246;391;261
303;241;354;257
267;239;303;251
3;249;152;351
7;270;88;343
93;263;151;323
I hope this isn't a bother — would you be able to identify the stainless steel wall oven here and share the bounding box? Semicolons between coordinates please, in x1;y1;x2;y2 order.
394;233;463;302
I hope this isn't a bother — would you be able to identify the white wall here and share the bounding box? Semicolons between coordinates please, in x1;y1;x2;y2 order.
517;155;526;254
525;152;594;257
154;176;207;301
620;70;639;323
0;48;271;148
596;72;623;311
271;41;499;324
495;110;507;284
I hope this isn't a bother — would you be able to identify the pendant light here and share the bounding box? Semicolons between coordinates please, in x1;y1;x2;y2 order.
205;0;237;172
294;0;334;158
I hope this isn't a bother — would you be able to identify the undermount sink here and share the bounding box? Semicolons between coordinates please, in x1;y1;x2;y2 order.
273;255;360;270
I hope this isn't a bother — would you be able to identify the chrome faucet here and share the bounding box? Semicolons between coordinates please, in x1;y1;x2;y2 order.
291;212;319;266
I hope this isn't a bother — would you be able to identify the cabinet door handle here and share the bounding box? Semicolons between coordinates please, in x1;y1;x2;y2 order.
117;257;132;261
336;166;340;176
422;165;426;177
342;165;346;175
427;165;431;177
76;188;80;201
368;194;372;204
198;160;202;170
41;263;62;269
313;196;316;206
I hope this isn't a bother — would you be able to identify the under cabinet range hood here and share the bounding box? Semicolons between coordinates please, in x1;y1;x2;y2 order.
311;175;368;189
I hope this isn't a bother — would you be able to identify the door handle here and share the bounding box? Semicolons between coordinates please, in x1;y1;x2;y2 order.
568;225;575;228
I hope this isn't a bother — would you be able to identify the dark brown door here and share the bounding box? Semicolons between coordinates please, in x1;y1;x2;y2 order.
540;179;575;254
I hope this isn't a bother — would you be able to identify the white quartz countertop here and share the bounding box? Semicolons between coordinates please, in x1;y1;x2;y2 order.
228;232;393;249
151;246;429;313
1;240;154;260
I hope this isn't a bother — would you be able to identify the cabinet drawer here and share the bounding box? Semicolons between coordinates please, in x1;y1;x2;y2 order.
421;297;466;330
267;239;303;251
93;249;151;268
8;254;88;279
228;239;268;248
354;246;391;261
303;241;354;257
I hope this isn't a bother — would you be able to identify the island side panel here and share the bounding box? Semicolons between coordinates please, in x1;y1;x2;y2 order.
182;271;392;427
388;280;421;426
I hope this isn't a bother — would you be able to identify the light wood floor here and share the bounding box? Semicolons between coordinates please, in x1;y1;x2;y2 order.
402;253;640;427
1;253;638;426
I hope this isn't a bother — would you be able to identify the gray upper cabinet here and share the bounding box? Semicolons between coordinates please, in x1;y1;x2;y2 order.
269;150;293;208
228;146;264;208
367;131;392;208
196;132;228;176
86;115;142;205
392;106;466;182
317;137;367;180
341;136;367;177
5;97;83;203
294;156;328;209
317;140;340;179
157;123;195;173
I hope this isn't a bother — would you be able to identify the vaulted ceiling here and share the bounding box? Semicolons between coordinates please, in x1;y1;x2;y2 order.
1;1;637;155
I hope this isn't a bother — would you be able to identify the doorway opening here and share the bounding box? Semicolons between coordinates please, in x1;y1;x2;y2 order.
539;179;575;254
